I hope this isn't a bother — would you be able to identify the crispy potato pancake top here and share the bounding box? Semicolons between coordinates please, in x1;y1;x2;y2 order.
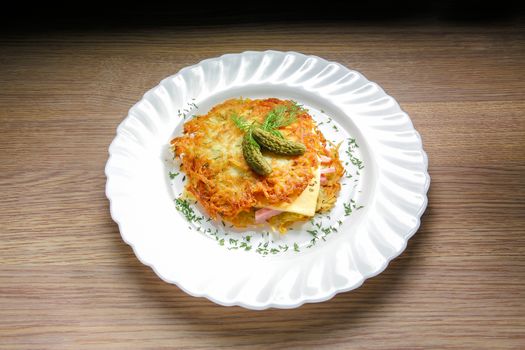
170;98;343;227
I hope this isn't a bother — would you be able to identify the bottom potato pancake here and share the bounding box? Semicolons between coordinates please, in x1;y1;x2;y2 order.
170;98;344;230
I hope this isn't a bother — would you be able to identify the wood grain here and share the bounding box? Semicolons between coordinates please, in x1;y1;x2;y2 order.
1;20;524;349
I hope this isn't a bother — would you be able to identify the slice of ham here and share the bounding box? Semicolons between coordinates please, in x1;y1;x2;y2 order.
255;208;282;223
320;167;336;175
320;174;328;184
319;155;332;164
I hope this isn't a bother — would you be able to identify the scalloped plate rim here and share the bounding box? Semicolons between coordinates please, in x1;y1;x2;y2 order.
105;50;430;310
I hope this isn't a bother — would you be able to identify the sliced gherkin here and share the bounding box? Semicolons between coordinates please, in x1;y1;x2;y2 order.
252;128;306;156
242;133;272;176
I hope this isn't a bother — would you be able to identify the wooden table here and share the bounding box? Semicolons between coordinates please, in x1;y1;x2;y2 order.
1;20;524;349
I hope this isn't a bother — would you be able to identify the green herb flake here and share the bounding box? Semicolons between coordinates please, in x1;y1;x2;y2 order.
321;227;331;235
175;198;199;223
256;247;269;255
307;229;318;237
344;202;353;216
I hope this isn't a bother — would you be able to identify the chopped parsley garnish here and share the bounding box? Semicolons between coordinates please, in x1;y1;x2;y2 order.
344;202;353;216
169;171;179;179
175;198;198;222
344;200;365;217
256;247;269;255
177;100;199;119
307;229;318;237
321;227;332;235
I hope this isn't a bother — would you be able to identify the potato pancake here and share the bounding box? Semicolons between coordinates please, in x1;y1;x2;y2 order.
170;98;344;229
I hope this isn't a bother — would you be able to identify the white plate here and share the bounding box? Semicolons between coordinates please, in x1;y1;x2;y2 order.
105;51;430;310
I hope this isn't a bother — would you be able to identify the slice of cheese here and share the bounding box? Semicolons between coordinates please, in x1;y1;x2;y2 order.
267;167;320;217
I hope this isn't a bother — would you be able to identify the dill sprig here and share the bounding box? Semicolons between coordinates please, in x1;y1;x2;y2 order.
231;113;251;132
231;114;260;149
262;106;293;138
231;101;303;138
261;103;303;138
